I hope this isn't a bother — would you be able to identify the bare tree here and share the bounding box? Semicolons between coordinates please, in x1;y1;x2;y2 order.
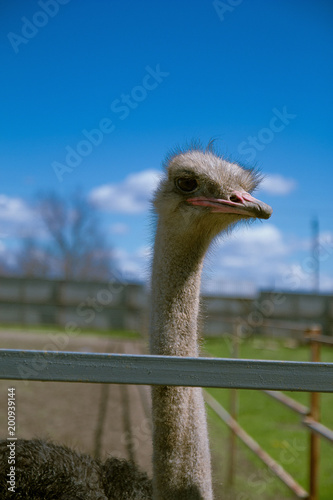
15;237;51;278
16;191;114;281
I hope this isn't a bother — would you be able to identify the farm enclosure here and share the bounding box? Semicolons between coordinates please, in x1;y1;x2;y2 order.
1;328;333;499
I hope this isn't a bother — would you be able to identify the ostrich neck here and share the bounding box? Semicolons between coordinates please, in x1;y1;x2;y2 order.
150;222;207;356
150;221;213;500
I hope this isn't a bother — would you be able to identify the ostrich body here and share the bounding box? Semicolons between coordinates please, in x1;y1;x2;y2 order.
0;438;152;499
0;145;272;499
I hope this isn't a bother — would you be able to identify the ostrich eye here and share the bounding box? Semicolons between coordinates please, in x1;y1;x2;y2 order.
176;177;198;193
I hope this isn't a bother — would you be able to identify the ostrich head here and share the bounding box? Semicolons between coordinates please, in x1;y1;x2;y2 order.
153;146;272;243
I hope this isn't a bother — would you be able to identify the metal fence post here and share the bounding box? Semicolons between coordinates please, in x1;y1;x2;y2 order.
308;326;321;500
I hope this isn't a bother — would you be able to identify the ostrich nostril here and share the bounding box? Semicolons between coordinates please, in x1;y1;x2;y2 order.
229;192;243;203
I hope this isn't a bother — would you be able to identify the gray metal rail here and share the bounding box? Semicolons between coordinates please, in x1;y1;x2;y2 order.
0;349;333;392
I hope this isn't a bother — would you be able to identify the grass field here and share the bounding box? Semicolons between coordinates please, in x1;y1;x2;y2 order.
0;323;142;340
204;335;333;499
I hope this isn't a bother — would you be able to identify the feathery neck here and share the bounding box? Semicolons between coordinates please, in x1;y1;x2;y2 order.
149;218;214;499
150;219;210;357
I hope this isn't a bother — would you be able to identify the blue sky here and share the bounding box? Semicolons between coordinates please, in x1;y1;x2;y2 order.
1;0;333;293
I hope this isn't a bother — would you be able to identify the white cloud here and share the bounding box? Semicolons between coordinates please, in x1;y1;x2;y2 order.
110;224;333;294
203;224;292;290
260;174;297;195
111;224;291;290
220;224;289;260
0;194;48;240
89;169;161;213
112;245;152;281
0;194;33;223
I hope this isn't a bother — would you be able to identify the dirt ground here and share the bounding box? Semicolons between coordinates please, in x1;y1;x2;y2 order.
0;329;153;476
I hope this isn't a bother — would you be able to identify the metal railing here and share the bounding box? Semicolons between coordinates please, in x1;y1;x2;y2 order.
0;349;332;392
205;325;333;500
1;326;333;500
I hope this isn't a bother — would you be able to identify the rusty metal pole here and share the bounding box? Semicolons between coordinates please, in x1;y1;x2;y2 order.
308;326;321;500
227;322;239;486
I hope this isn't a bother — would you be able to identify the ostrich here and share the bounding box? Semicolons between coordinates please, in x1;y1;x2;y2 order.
0;144;272;499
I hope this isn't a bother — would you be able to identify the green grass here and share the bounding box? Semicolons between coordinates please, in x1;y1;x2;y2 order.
204;335;333;499
0;324;142;340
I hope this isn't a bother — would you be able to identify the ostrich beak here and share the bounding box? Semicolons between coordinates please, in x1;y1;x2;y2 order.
187;191;273;219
